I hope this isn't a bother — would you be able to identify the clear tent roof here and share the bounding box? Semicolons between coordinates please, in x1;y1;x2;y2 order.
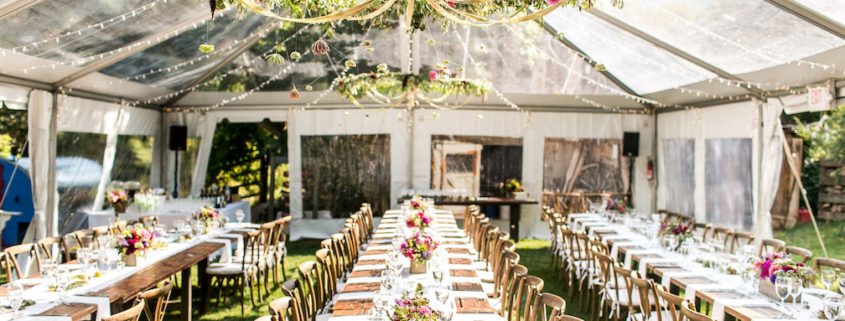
0;0;843;109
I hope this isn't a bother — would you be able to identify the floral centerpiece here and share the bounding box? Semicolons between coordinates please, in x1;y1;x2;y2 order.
406;211;433;229
391;284;442;321
401;231;439;274
657;219;692;250
409;196;429;212
107;189;129;213
199;205;219;222
499;178;525;198
605;198;630;214
116;224;162;266
753;252;814;300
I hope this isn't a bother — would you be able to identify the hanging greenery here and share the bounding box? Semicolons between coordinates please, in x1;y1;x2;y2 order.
209;0;620;33
333;70;490;109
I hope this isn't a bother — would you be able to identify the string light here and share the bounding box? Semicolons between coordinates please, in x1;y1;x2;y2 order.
9;0;173;54
642;0;837;72
118;21;286;84
16;14;220;75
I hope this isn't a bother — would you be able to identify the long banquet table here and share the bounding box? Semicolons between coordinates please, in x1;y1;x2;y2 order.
328;209;504;321
568;213;834;321
0;224;258;321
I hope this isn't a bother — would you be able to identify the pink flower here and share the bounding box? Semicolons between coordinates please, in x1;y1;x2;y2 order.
545;0;560;5
447;1;455;7
428;70;438;81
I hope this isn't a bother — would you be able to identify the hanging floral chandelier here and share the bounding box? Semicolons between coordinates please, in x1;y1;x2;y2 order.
210;0;622;32
333;64;490;110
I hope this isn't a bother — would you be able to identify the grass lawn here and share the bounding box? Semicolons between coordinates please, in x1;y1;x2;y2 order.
775;221;845;260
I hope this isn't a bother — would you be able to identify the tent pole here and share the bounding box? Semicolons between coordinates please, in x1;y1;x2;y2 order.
778;120;828;257
47;91;58;236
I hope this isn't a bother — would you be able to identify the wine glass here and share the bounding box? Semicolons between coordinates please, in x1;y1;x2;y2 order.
775;275;791;307
821;270;837;291
41;258;57;286
438;296;457;321
740;267;756;296
235;210;245;224
55;266;71;302
788;276;803;306
823;294;844;321
7;281;24;317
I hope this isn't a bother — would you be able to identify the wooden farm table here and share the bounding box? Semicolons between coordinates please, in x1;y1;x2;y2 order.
435;197;538;242
579;214;824;321
15;241;225;321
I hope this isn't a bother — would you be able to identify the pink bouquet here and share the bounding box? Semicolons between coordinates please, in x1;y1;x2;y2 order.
116;224;160;256
753;252;814;284
199;205;219;222
658;219;692;241
406;211;432;229
400;231;439;262
410;196;428;211
390;284;441;321
107;190;128;206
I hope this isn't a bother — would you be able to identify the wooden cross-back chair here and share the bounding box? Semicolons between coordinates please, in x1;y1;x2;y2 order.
813;257;845;275
609;266;639;321
501;264;527;317
592;251;617;321
330;233;352;277
140;280;173;321
37;236;68;264
91;225;111;247
758;239;786;257
692;223;711;241
491;251;520;299
297;261;327;321
207;229;263;316
314;248;337;305
628;275;663;321
260;222;277;295
320;238;343;287
527;293;566;321
519;276;546;321
480;225;501;268
268;297;297;321
728;231;755;254
103;298;145;321
281;279;310;321
654;284;686;321
504;272;543;321
708;227;732;250
681;302;714;321
2;243;40;280
786;246;813;264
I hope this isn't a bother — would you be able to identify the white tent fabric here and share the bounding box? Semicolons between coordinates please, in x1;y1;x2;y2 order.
23;90;57;241
657;101;770;233
0;84;30;110
755;98;785;240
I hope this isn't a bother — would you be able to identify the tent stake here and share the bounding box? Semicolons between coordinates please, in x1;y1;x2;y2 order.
778;121;828;257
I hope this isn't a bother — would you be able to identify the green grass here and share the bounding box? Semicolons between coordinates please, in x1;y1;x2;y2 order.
775;221;845;260
514;239;588;320
163;239;323;321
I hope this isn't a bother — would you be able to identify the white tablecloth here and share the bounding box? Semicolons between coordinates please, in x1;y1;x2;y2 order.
85;201;251;229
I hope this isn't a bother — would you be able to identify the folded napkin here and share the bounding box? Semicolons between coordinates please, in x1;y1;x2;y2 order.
638;258;675;277
205;239;233;263
333;292;375;302
352;264;386;271
609;241;641;258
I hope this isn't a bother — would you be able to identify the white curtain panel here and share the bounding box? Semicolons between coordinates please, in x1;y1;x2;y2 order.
755;99;785;240
22;90;55;242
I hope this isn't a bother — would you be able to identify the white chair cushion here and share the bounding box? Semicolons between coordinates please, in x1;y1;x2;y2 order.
207;263;245;276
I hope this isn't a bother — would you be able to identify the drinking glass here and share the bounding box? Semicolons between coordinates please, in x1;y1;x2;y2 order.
775;276;791;307
439;297;456;321
380;270;393;291
8;281;24;317
235;210;245;224
823;294;844;321
432;269;444;285
821;270;837;291
55;266;71;302
433;285;450;306
740;268;756;295
41;258;57;285
788;276;803;306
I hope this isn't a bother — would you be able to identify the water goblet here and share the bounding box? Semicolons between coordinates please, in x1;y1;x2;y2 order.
41;258;57;285
235;210;245;224
55;266;71;303
8;281;24;317
823;294;844;321
740;268;756;295
822;270;837;291
775;275;791;307
788;276;803;306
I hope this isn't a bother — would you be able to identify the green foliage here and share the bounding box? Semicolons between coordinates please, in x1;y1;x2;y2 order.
795;105;845;163
775;221;845;261
0;106;28;158
334;71;490;101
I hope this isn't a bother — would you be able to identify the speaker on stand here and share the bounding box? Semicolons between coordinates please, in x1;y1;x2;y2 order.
169;125;187;198
622;132;639;207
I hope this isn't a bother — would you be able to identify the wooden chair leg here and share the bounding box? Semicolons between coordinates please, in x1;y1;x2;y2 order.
281;257;288;281
240;277;246;317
